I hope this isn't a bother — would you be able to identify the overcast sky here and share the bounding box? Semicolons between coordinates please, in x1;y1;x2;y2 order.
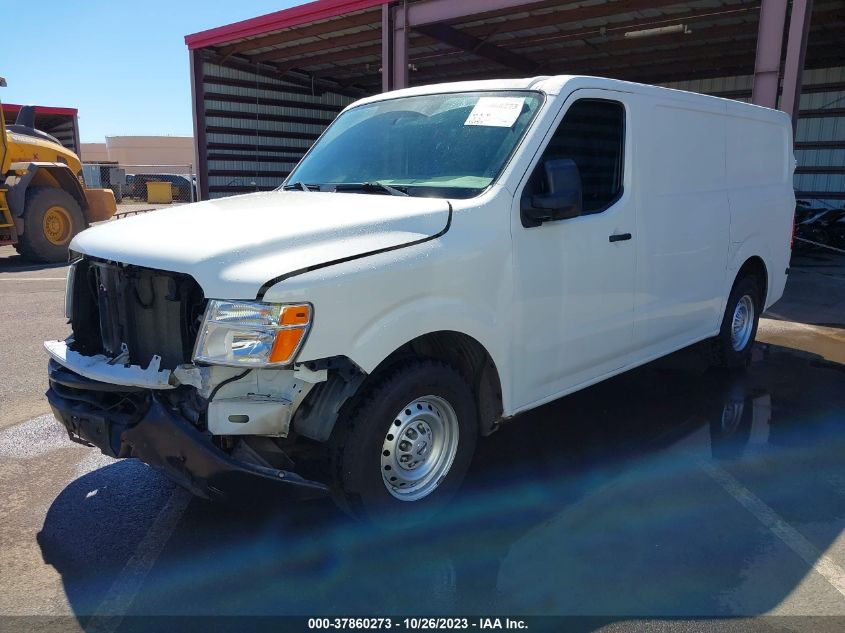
4;0;300;142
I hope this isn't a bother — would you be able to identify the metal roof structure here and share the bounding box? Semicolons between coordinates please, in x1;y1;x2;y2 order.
185;0;845;202
186;1;841;93
2;103;81;154
185;0;390;50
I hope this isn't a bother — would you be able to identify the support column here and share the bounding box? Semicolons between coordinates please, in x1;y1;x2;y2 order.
392;4;409;90
781;0;814;130
751;0;788;109
381;4;392;93
189;49;209;201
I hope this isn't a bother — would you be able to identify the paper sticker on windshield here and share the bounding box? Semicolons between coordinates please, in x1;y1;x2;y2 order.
464;97;526;127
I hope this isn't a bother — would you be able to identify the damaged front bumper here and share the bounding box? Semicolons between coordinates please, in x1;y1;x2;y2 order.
47;360;329;500
44;338;174;389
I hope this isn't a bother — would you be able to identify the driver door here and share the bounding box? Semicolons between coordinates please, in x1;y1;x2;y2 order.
510;90;636;411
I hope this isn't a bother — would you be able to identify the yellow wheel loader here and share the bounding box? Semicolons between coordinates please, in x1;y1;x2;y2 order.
0;78;116;263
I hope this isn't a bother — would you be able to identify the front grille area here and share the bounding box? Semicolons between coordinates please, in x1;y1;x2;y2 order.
68;258;206;370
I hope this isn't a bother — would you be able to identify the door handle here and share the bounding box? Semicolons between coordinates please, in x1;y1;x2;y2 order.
609;233;632;242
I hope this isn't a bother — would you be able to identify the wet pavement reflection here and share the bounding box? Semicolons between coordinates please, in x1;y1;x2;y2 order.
36;342;845;619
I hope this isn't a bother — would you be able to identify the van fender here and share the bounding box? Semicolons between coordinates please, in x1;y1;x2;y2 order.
265;215;513;413
723;234;771;310
302;294;512;415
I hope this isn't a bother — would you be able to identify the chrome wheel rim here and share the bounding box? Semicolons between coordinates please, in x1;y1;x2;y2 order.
381;395;459;501
731;294;754;352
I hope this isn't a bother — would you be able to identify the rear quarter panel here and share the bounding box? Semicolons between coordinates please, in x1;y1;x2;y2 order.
724;103;794;309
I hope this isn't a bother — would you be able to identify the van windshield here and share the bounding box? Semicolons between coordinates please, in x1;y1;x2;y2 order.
284;90;544;199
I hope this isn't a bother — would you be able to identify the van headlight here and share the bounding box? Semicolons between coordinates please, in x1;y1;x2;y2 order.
193;300;312;367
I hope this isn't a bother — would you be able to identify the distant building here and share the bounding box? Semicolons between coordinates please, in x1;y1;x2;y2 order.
81;143;109;162
81;136;195;174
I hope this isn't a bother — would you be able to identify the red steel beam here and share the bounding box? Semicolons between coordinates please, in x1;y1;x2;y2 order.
189;49;209;201
217;11;383;58
751;0;788;108
185;0;390;50
781;0;815;128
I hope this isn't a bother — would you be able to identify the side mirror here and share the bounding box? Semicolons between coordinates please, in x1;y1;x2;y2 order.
521;158;583;227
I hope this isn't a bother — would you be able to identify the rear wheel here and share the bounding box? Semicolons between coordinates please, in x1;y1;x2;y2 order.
15;187;85;263
330;359;477;523
707;275;761;368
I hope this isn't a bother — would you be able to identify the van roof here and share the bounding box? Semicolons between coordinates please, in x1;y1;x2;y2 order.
347;75;790;124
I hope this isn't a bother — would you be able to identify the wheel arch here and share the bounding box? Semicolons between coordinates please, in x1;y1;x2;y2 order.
6;163;88;228
735;255;768;307
370;330;505;436
725;232;773;312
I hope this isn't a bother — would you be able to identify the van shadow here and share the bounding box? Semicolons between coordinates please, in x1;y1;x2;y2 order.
38;344;845;623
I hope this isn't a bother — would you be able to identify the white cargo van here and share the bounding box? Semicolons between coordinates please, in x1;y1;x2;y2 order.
45;76;794;519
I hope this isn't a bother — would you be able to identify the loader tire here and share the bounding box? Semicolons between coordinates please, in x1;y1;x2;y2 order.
15;187;86;263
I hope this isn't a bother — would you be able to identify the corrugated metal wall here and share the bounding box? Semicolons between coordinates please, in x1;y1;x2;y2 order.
665;66;845;208
792;67;845;208
196;57;845;206
41;118;78;154
199;60;356;199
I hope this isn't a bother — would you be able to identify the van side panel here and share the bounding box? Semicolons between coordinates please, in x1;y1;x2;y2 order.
724;105;794;309
633;98;730;354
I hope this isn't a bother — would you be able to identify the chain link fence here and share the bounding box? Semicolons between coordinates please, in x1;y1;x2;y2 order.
82;163;196;216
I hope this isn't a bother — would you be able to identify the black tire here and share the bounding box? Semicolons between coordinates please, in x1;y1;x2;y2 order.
707;275;761;368
330;359;478;524
15;187;85;263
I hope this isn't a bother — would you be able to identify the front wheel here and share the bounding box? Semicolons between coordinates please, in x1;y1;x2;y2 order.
707;275;761;368
330;360;478;523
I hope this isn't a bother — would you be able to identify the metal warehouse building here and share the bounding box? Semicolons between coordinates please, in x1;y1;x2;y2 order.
184;0;844;206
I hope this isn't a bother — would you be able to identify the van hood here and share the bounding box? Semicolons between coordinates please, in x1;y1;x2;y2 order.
71;190;451;299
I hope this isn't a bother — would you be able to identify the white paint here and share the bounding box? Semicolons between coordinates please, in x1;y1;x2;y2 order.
58;75;793;425
702;460;845;598
633;99;731;351
70;191;450;300
510;89;635;403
